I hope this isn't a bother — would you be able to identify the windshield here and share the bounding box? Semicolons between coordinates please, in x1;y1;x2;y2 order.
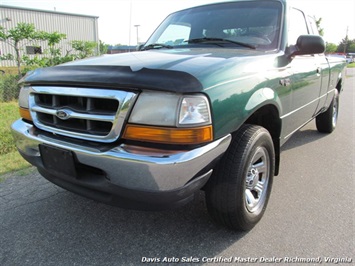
144;1;283;51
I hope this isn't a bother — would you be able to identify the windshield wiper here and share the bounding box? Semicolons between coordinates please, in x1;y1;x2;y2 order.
184;37;256;49
141;43;174;51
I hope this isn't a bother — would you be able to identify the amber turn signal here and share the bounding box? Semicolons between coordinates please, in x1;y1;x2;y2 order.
123;124;213;145
19;107;32;121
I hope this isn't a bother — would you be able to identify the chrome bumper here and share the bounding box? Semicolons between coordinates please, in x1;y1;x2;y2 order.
12;119;231;207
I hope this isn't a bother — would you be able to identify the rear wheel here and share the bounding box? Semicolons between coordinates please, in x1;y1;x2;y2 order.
316;90;339;133
205;124;275;231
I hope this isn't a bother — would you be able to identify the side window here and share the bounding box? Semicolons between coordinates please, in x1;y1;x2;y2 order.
26;46;42;55
288;8;309;45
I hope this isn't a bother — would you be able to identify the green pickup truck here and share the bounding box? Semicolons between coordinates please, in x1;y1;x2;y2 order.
12;0;346;231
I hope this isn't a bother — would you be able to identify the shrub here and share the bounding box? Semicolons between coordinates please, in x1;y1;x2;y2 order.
0;74;21;102
0;101;19;155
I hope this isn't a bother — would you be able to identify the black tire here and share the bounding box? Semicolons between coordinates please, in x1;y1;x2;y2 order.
205;124;275;231
316;90;339;133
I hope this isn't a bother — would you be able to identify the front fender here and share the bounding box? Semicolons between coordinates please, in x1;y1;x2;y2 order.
245;87;282;114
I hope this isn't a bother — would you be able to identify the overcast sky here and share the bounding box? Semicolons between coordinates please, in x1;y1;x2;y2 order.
1;0;354;45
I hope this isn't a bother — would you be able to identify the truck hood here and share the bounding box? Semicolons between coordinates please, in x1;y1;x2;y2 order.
22;48;277;93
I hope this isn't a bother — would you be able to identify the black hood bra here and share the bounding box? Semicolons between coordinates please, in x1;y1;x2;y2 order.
22;65;203;93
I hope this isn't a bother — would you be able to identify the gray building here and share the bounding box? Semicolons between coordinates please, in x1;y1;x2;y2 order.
0;5;99;67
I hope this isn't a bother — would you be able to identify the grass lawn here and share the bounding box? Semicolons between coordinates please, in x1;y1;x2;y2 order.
0;151;31;176
0;66;22;75
0;101;30;176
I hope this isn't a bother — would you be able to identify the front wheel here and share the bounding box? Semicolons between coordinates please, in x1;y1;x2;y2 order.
205;125;275;231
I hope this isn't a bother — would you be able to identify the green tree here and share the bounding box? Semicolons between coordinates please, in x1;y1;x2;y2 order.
315;17;324;36
337;38;355;53
349;43;355;53
41;31;67;65
0;23;45;76
0;54;14;61
325;43;337;54
99;40;109;55
71;40;97;59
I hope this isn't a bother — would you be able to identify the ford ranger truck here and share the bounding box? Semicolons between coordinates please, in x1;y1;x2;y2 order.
12;0;346;231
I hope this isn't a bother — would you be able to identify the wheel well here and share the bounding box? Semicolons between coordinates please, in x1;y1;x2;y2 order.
244;105;281;175
336;78;342;93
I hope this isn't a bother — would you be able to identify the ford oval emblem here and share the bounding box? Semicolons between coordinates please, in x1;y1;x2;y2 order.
56;110;70;120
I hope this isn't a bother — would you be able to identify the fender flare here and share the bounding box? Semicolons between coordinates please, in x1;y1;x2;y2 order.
245;87;282;115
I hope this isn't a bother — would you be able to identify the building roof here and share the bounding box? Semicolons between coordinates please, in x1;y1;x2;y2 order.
0;4;99;19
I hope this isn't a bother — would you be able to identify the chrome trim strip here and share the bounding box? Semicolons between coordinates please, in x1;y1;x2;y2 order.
31;106;116;122
280;89;335;120
280;97;319;119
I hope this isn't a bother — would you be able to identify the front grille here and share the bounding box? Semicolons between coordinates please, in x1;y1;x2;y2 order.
28;86;137;143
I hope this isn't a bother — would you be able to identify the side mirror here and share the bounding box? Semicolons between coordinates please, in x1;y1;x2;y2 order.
293;35;325;56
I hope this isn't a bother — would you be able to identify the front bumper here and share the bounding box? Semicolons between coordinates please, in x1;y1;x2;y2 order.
11;119;231;210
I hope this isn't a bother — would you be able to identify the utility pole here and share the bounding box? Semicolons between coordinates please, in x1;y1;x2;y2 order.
128;0;132;51
343;26;349;54
134;25;140;45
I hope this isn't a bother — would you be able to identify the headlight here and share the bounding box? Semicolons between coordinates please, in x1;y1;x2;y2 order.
123;91;213;144
128;92;179;126
19;86;30;109
18;86;32;121
179;96;211;125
